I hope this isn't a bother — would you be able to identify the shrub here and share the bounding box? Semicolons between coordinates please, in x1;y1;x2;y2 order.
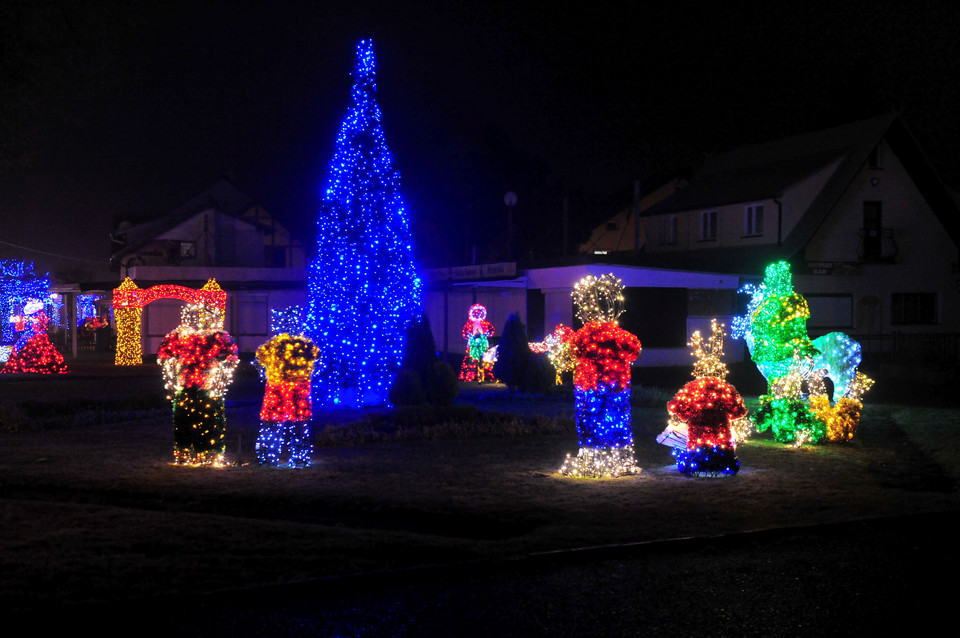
493;312;529;392
425;360;459;405
401;313;439;379
523;352;554;395
389;368;426;406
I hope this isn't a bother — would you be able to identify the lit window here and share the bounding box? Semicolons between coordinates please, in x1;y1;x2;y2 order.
745;204;764;236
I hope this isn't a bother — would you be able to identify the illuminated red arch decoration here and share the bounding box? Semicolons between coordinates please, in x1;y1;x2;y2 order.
113;277;227;365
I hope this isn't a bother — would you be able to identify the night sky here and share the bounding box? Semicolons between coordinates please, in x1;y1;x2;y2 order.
2;1;959;277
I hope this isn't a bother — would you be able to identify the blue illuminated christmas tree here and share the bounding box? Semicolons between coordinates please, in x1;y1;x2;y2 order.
306;39;421;407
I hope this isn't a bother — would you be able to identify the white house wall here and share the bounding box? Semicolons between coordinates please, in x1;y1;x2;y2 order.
800;140;960;335
424;286;526;356
424;264;742;367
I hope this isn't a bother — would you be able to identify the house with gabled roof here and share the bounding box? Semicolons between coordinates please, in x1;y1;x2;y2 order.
109;178;308;353
603;114;960;349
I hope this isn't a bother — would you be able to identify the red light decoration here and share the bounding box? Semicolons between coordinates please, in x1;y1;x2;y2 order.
157;304;238;466
113;278;227;365
1;309;69;374
571;321;641;391
667;377;747;451
257;334;319;423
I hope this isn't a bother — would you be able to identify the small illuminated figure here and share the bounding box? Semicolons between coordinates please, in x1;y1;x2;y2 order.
157;303;239;466
667;377;747;476
559;274;641;478
1;298;69;374
529;324;576;385
459;303;497;383
255;333;320;467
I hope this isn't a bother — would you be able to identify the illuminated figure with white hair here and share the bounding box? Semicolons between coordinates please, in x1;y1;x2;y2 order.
157;303;239;465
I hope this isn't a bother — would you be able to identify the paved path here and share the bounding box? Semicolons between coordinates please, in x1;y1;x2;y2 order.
57;509;954;636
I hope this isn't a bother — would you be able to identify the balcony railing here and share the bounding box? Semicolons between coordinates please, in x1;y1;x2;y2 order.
857;227;899;262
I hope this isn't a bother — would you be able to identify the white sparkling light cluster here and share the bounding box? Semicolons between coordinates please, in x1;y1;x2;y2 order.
572;274;625;324
558;445;640;478
689;319;729;380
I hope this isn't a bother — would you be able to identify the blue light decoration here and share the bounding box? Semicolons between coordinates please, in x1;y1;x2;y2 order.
270;305;305;337
0;261;50;363
305;39;421;407
77;294;101;327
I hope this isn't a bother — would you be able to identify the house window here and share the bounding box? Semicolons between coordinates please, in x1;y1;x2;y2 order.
862;201;882;259
868;146;883;169
699;210;717;241
660;215;678;245
606;221;618;231
744;204;764;237
891;293;938;325
179;241;197;259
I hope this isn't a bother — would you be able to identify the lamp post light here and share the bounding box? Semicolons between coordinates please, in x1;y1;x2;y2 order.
504;191;517;261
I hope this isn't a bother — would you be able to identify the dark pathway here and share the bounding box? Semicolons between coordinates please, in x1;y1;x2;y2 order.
54;509;954;636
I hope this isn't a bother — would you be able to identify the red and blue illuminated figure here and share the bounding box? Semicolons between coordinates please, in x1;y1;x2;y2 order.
458;304;496;383
559;274;641;477
1;298;69;374
255;333;320;467
668;377;746;476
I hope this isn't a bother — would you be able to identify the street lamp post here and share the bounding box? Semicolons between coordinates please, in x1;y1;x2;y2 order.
504;191;517;261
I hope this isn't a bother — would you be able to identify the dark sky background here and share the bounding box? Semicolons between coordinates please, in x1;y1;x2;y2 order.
2;1;959;278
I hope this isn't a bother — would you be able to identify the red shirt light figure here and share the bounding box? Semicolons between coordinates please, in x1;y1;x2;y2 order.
668;377;746;476
255;333;320;467
157;303;239;466
1;298;69;374
458;304;496;383
659;320;747;476
559;274;641;478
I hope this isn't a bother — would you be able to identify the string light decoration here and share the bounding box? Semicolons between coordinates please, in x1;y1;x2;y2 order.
667;378;746;476
529;324;576;384
0;260;49;363
657;320;746;475
76;294;102;327
808;370;875;442
157;303;238;466
559;274;642;478
305;38;421;408
688;319;730;380
255;333;320;467
459;304;497;383
113;278;226;365
734;261;873;446
1;299;69;374
270;305;305;336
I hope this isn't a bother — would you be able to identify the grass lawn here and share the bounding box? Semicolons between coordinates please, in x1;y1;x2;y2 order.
1;358;958;612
